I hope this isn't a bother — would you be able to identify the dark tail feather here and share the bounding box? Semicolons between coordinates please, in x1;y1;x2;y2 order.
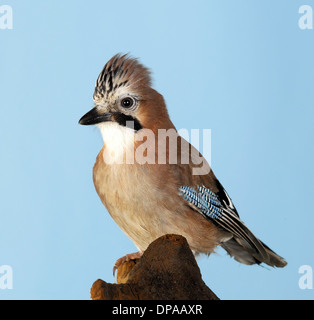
221;237;287;268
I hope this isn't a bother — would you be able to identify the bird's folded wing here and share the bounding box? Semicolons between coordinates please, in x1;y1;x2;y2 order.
178;185;269;261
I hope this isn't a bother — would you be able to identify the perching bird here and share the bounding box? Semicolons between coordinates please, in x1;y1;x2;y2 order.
79;53;287;272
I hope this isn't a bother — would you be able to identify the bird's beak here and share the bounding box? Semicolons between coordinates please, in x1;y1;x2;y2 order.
78;106;112;125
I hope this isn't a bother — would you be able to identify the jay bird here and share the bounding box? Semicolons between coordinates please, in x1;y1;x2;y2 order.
79;54;287;273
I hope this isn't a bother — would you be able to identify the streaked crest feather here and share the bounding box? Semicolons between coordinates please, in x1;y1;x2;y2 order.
93;53;152;101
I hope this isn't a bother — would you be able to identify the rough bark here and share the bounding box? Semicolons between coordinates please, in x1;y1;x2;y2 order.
91;234;219;300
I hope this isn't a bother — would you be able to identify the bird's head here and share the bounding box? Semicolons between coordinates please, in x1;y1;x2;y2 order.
79;54;173;134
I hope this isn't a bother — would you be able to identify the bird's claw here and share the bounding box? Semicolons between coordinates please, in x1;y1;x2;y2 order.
113;251;143;277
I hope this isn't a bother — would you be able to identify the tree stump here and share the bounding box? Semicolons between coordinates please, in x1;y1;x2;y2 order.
90;234;219;300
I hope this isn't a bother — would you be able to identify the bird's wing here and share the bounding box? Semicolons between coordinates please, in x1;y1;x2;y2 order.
178;181;287;267
172;132;286;267
178;184;268;260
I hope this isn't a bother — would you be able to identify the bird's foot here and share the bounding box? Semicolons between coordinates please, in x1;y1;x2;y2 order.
113;251;143;276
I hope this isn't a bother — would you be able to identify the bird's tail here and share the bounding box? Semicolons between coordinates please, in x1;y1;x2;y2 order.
221;236;287;268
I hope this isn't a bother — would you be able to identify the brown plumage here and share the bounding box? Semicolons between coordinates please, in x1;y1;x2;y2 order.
79;53;287;270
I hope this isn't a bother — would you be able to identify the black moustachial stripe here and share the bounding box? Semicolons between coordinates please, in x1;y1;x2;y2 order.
112;112;142;131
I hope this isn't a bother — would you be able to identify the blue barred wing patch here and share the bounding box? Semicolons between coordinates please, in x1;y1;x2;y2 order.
178;185;223;220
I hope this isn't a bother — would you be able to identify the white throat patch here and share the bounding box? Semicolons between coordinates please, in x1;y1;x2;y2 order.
97;122;135;164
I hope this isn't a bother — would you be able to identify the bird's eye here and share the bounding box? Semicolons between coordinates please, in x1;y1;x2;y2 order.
121;97;134;109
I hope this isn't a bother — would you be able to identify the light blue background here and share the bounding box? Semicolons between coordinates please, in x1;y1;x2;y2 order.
1;0;313;300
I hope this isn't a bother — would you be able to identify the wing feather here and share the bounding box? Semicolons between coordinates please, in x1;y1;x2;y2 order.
179;185;269;262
